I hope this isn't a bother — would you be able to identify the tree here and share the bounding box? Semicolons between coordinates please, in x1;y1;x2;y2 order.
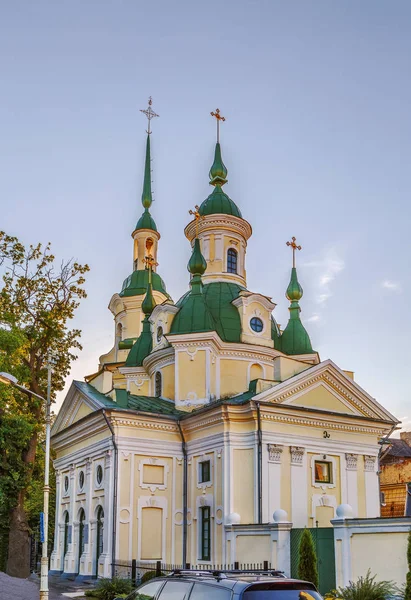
298;528;319;589
404;530;411;600
0;231;89;577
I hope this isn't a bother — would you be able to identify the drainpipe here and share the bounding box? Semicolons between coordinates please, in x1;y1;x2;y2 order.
254;402;263;524
102;411;118;578
177;420;188;567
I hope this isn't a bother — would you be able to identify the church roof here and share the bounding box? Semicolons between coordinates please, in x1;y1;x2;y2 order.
120;268;170;299
135;208;157;232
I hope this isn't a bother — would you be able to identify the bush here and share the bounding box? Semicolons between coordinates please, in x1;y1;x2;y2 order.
141;570;164;583
92;577;134;600
298;529;319;589
327;571;398;600
405;531;411;600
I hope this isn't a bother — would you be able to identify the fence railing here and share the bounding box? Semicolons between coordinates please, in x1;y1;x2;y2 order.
112;560;273;586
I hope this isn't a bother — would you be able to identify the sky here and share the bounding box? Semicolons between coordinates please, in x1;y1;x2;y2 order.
1;1;410;430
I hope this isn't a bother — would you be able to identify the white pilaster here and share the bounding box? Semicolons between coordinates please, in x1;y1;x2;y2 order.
345;454;358;517
364;455;379;517
50;470;62;571
266;444;283;522
290;446;307;527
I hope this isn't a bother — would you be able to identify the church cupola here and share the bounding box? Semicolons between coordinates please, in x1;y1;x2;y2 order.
184;108;252;288
280;237;314;356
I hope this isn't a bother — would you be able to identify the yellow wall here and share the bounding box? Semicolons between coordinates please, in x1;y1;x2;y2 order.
178;351;206;401
162;364;175;400
307;453;341;527
351;532;408;586
141;508;162;559
220;359;247;397
233;449;254;523
280;446;292;517
289;385;357;415
72;402;93;424
250;363;264;381
357;456;367;517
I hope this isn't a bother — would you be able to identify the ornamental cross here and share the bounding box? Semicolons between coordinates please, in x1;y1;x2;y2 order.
144;254;159;282
210;108;226;143
140;96;159;134
286;236;302;268
189;204;204;237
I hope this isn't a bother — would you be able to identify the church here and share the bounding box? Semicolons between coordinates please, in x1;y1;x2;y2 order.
50;101;398;580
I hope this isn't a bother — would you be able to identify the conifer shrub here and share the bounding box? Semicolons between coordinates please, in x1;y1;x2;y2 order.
298;528;319;589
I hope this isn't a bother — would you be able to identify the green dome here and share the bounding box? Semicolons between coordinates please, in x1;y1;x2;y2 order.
125;317;152;367
141;282;156;315
286;268;303;301
135;208;157;232
198;185;242;218
120;269;171;299
280;267;314;355
209;142;228;186
188;238;207;276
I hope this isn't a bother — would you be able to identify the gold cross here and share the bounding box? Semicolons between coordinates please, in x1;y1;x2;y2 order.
144;254;159;282
189;205;204;237
210;108;226;143
286;236;302;268
140;96;159;135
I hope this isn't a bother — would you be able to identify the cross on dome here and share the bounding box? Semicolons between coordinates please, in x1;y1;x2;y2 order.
210;108;226;143
286;236;302;268
140;96;159;135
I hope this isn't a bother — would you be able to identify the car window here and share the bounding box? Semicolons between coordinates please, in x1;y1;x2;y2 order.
242;586;322;600
189;582;232;599
157;580;193;600
130;580;165;599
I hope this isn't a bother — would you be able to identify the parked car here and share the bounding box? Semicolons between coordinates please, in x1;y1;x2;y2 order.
115;570;323;600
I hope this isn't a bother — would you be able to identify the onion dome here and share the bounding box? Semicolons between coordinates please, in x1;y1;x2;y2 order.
120;269;170;299
125;280;155;367
198;143;242;218
281;267;314;355
135;135;157;232
188;238;207;277
141;280;156;315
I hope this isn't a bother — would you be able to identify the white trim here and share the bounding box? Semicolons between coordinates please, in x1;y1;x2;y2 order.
138;457;169;492
137;496;168;561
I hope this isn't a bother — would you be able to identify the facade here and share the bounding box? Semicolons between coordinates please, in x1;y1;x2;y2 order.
380;432;411;517
50;106;398;579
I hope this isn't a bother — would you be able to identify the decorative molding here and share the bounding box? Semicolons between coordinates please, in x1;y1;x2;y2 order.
184;213;252;242
290;446;305;466
345;453;358;471
267;444;283;463
262;412;388;435
364;455;377;472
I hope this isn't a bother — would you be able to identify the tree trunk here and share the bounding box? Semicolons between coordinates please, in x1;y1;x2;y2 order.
6;490;31;578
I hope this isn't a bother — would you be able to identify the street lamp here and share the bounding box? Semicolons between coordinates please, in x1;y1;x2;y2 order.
0;366;52;600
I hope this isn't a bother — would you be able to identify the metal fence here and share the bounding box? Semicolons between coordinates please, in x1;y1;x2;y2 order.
112;560;273;587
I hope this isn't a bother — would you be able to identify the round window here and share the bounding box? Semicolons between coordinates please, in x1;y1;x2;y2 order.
96;465;103;486
157;326;163;343
64;475;69;493
250;317;264;333
79;470;85;490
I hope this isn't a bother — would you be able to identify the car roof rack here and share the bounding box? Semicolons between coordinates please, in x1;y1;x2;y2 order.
168;568;285;580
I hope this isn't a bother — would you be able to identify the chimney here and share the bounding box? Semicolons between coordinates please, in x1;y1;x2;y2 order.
400;431;411;446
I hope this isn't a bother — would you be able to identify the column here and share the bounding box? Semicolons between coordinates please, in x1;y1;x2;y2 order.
50;470;62;572
64;464;77;575
266;444;283;522
345;454;358;517
290;446;307;527
79;459;93;576
101;450;113;577
331;519;352;587
364;455;379;517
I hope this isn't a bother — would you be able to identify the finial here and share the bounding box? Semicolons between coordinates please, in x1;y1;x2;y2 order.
286;236;302;268
144;255;159;282
189;205;204;237
140;96;159;135
210;108;226;143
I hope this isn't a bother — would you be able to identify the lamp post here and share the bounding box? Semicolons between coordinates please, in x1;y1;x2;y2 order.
0;362;52;600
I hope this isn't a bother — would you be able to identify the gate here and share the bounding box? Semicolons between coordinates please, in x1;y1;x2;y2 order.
290;528;336;595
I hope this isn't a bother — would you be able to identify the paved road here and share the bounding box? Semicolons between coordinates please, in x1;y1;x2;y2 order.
0;572;91;600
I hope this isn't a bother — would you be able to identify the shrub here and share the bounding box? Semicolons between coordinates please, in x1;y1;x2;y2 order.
92;577;134;600
405;530;411;600
141;570;164;583
298;528;319;589
327;571;398;600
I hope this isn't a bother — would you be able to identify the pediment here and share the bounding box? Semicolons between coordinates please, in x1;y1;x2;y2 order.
51;381;114;436
254;359;398;423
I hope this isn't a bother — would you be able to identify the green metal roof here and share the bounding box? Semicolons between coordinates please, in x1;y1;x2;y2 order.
126;394;182;416
73;381;118;408
120;268;171;299
125;316;153;367
135;208;157;232
209;142;228;186
280;267;314;355
198;185;242;218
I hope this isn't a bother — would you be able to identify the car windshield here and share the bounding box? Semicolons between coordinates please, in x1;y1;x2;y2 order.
243;584;323;600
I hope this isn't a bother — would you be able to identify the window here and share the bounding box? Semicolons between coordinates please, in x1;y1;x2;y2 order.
243;585;322;600
199;460;211;484
190;583;232;600
155;371;162;397
227;248;238;274
200;506;211;561
157;326;164;343
78;508;86;558
158;580;192;600
132;580;165;599
96;465;103;486
96;506;104;560
64;475;69;493
250;317;263;333
78;470;85;491
63;512;69;557
314;461;332;484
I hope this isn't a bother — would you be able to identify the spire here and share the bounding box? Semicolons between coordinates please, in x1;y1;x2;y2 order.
281;238;314;356
141;135;153;209
135;97;159;232
188;238;207;295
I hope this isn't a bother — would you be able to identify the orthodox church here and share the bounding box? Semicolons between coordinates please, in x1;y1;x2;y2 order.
50;102;398;580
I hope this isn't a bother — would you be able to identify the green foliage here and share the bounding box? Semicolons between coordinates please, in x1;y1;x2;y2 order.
141;570;163;583
404;531;411;600
91;577;134;600
0;231;89;573
325;570;398;600
298;528;319;589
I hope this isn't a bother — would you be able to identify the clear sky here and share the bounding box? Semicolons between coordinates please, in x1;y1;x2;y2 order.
1;1;410;429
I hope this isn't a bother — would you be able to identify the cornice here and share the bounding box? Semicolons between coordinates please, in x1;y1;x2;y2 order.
143;346;175;375
184;214;252;242
111;416;179;433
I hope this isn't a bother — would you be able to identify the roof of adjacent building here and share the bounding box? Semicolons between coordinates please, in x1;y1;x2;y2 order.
383;438;411;458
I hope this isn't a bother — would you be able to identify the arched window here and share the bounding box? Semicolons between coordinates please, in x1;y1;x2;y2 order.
96;506;104;567
155;371;162;398
116;323;123;349
63;511;69;558
78;508;86;562
227;248;238;274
